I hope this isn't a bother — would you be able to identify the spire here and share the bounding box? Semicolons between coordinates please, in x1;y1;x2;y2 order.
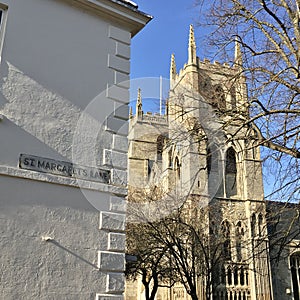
188;24;197;65
234;39;243;68
170;53;177;81
136;88;143;118
129;106;133;119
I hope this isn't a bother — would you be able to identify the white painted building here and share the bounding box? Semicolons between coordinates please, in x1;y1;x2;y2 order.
0;0;151;299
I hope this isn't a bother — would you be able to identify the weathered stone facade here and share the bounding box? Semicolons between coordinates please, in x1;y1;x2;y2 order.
126;25;298;300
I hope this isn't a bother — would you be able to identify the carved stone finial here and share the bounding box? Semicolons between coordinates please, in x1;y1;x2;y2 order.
129;106;133;119
136;88;143;118
188;24;197;65
170;53;177;81
234;39;243;68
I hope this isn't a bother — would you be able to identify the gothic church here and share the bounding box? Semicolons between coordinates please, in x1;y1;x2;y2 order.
126;25;300;300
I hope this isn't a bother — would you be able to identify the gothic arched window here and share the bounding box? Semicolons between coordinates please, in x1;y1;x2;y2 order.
227;266;232;285
251;214;256;237
175;156;180;181
147;159;153;181
290;253;300;300
234;267;238;285
236;221;244;262
157;135;165;161
168;150;173;168
207;144;223;197
225;147;237;197
258;213;263;237
207;147;212;175
240;267;245;285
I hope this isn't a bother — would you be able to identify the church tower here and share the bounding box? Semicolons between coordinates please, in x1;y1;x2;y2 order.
167;25;273;300
128;89;169;194
126;26;273;300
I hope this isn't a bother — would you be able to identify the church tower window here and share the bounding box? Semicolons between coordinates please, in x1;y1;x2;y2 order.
233;267;238;285
207;144;223;197
227;266;232;285
290;253;300;300
236;221;244;262
251;214;256;237
258;213;263;237
175;156;180;181
147;159;154;182
168;150;173;168
240;267;245;285
225;147;237;198
207;147;212;175
157;135;165;161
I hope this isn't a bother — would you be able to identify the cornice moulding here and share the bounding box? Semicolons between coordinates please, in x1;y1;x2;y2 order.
61;0;152;36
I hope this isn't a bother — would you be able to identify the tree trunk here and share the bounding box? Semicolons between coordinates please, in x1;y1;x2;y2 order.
189;286;199;300
190;293;198;300
141;270;159;300
149;271;159;300
142;271;150;300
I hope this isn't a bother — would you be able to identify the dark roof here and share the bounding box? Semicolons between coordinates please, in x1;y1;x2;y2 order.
109;0;152;20
110;0;138;10
118;0;138;9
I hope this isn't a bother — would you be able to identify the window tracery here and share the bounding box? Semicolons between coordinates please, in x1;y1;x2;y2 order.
225;147;237;197
175;156;180;181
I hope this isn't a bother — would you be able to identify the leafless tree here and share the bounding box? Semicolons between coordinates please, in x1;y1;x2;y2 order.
195;0;300;201
126;2;300;295
126;185;261;300
126;199;209;300
126;221;175;300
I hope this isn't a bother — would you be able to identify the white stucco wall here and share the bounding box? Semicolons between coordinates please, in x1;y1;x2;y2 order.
0;0;131;164
0;0;150;299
